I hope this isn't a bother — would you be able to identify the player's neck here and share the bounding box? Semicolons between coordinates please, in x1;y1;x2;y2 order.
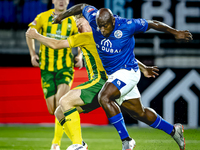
54;8;67;15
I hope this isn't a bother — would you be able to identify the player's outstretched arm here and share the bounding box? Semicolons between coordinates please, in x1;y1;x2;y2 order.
26;28;70;49
136;59;159;78
146;20;193;42
52;3;88;24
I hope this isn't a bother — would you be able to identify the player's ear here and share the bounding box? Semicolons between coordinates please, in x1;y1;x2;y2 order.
52;0;55;4
112;17;115;26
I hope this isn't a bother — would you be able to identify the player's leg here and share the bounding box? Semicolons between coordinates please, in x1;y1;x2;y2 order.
41;70;61;150
51;68;74;149
55;105;88;149
98;69;140;137
41;70;57;115
121;97;185;150
121;98;173;130
58;89;84;145
98;69;140;150
51;83;71;149
55;78;106;147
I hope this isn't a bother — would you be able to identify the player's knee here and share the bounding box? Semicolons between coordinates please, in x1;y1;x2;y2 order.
59;96;65;107
98;93;110;107
54;106;62;118
46;99;55;115
47;107;55;115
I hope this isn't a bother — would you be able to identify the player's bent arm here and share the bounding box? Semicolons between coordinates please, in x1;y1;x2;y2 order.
146;20;178;35
53;3;88;24
26;28;36;57
26;28;39;67
146;20;193;42
136;59;146;73
136;59;159;78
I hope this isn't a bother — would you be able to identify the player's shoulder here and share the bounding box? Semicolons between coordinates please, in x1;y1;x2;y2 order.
81;32;93;37
39;9;54;17
115;15;133;24
83;5;97;13
76;32;93;39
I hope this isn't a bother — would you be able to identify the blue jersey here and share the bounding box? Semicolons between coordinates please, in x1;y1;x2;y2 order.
82;6;148;75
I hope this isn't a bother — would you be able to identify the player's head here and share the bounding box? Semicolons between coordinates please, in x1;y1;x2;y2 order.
75;14;92;33
52;0;69;13
96;8;115;37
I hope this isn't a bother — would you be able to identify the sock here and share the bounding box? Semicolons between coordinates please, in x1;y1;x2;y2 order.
63;107;82;144
108;113;129;140
150;114;174;135
52;118;64;146
59;117;72;141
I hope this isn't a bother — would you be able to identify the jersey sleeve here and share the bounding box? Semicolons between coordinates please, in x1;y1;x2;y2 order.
28;13;43;32
82;5;98;26
127;18;148;35
67;32;94;48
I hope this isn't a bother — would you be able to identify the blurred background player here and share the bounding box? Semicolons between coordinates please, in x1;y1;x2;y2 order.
25;0;82;150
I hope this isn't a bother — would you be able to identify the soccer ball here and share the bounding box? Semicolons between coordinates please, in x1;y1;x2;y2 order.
66;144;87;150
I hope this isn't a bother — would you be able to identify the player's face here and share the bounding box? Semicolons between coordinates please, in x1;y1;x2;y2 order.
53;0;69;12
97;18;115;37
76;17;92;33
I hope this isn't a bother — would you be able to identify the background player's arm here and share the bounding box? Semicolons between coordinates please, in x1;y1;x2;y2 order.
75;47;83;69
52;3;88;24
136;59;159;78
146;20;193;42
26;28;70;49
26;27;39;67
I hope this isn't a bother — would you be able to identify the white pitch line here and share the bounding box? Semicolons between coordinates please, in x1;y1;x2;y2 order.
0;137;199;143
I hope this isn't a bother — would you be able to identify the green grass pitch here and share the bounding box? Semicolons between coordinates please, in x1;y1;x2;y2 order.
0;125;200;150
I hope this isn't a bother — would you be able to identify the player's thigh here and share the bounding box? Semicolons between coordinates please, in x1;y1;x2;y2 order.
106;69;141;105
55;67;74;88
107;69;141;98
74;78;106;104
60;89;84;107
40;70;56;101
80;92;101;113
56;83;70;104
74;78;106;113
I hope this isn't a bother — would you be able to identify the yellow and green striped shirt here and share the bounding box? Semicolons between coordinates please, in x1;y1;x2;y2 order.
29;9;78;72
67;32;107;80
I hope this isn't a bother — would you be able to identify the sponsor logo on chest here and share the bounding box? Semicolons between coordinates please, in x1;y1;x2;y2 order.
96;38;121;53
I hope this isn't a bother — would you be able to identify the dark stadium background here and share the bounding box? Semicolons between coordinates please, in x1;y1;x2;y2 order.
0;0;199;128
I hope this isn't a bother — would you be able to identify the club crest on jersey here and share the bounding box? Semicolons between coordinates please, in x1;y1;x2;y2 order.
31;20;37;26
87;7;94;13
114;30;123;38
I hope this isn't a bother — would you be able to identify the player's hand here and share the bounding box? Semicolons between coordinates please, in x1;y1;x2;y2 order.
52;12;62;24
75;55;83;69
31;54;39;67
142;66;159;78
26;28;38;39
174;30;193;43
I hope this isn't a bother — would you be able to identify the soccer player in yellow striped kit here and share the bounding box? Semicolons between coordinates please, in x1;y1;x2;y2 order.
26;13;159;150
26;0;82;150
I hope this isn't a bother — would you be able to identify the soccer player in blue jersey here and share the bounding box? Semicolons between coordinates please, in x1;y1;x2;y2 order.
52;3;193;150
